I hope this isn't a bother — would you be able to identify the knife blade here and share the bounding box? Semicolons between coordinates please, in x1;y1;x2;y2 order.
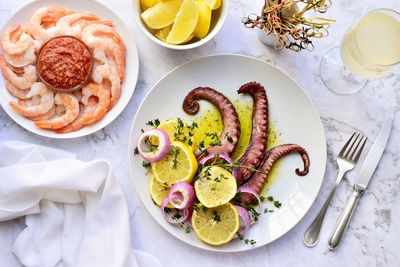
328;118;392;250
355;119;392;190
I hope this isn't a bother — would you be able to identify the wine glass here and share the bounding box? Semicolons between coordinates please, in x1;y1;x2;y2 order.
320;9;400;94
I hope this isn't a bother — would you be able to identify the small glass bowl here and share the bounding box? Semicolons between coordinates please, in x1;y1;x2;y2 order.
36;35;93;93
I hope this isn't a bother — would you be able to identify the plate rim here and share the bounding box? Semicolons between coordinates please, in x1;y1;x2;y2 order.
128;53;327;252
0;0;139;139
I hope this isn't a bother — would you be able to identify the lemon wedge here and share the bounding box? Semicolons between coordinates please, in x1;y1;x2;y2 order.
141;0;183;30
152;141;198;185
192;203;239;246
194;0;212;39
155;25;172;42
158;119;197;152
140;0;161;10
166;0;198;44
194;166;237;208
204;0;221;10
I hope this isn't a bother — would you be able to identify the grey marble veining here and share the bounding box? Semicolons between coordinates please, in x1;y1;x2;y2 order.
0;0;399;266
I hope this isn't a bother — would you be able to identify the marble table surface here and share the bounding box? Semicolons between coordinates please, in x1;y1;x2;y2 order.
1;0;399;266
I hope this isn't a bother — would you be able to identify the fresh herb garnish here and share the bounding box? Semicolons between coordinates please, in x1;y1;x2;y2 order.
142;161;151;168
274;200;282;208
143;136;159;152
146;119;160;127
212;210;221;222
179;222;191;233
233;192;242;204
205;132;221;147
236;233;256;245
193;202;208;213
170;147;180;169
246;205;260;222
134;147;139;155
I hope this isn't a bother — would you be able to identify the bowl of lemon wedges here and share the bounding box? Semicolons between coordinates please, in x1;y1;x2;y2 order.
133;0;228;49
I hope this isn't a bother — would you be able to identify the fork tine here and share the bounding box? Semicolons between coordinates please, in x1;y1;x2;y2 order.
349;135;364;161
339;132;356;157
353;136;368;163
343;133;360;159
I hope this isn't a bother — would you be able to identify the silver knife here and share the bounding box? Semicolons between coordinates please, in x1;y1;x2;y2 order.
328;119;392;250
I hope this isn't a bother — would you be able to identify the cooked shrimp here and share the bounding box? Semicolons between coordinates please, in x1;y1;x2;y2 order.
1;24;34;55
3;46;36;67
81;23;126;80
56;13;101;37
5;81;30;99
16;99;56;121
57;83;110;133
0;54;37;89
25;6;69;42
35;92;79;129
72;90;83;102
9;82;54;117
92;64;120;110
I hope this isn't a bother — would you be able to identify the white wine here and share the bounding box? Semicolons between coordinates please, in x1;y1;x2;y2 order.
340;10;400;78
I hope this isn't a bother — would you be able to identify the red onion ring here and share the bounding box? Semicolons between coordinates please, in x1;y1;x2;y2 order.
237;185;262;225
235;205;251;235
197;152;234;166
232;167;240;182
137;128;170;163
161;196;190;224
168;182;195;210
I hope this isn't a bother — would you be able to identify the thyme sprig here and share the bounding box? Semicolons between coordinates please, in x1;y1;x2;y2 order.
236;233;257;245
146;118;160;128
170;147;180;169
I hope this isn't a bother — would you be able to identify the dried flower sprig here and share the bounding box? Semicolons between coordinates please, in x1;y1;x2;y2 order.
242;0;335;52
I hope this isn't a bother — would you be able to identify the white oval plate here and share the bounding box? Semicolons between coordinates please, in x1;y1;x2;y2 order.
0;0;139;139
128;54;326;252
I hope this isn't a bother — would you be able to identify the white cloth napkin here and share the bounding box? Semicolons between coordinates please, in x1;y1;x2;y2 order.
0;141;161;267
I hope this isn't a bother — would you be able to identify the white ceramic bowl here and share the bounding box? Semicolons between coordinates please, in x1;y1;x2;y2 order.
132;0;229;50
0;0;139;139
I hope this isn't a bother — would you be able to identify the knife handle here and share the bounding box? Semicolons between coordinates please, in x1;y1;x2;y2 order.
328;185;364;250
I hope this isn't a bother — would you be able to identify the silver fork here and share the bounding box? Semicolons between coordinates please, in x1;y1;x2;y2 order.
303;132;367;247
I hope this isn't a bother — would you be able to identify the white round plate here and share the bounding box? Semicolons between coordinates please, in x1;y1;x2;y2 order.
0;0;139;139
128;54;326;252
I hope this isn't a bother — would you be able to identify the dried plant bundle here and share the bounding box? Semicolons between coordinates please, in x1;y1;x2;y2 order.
243;0;335;51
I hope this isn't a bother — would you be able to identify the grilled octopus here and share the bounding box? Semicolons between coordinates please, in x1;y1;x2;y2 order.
182;87;240;157
240;144;310;206
234;82;269;185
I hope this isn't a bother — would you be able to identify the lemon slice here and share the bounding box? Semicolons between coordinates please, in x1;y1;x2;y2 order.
194;166;237;208
149;175;173;207
192;203;239;246
204;0;221;10
152;141;198;185
166;0;198;44
194;0;212;39
141;0;183;30
158;119;197;152
140;0;161;10
155;25;172;42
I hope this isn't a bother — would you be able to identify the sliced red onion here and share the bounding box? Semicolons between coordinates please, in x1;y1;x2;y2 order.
237;185;262;225
137;128;170;163
161;196;190;224
168;182;195;210
184;207;194;227
232;167;240;182
235;205;251;235
198;152;234;166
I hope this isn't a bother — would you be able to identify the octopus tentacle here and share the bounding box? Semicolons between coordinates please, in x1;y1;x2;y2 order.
183;87;240;157
234;82;269;185
240;144;310;206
